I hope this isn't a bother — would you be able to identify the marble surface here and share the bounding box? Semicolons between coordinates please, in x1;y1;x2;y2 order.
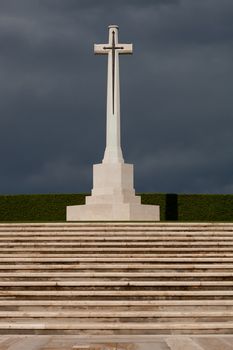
0;336;232;350
66;163;160;221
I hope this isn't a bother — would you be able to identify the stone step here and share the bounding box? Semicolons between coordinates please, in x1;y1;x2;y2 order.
0;221;232;227
0;299;232;306
0;223;232;228
1;290;233;297
0;280;233;287
2;247;233;252
1;311;233;318
2;237;233;242
1;223;233;336
2;254;233;258
0;263;232;269
1;236;233;241
1;231;233;235
0;322;233;330
1;257;233;262
0;242;232;246
1;272;233;278
0;277;231;283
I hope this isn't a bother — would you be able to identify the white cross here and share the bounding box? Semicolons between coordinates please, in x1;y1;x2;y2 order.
94;25;133;164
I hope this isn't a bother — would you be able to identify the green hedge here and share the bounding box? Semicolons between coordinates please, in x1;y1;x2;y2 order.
0;193;232;222
0;194;86;222
140;193;233;222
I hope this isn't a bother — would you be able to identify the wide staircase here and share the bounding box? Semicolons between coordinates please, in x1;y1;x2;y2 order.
0;222;233;335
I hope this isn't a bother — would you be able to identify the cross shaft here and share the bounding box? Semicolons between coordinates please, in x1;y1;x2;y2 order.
103;31;124;114
94;25;133;164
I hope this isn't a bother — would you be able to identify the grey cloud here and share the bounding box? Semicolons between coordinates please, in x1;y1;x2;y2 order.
0;0;232;194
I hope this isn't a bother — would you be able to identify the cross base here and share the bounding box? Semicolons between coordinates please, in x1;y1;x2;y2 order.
66;202;160;221
66;163;160;221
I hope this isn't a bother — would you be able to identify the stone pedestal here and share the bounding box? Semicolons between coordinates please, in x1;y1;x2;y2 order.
66;163;160;221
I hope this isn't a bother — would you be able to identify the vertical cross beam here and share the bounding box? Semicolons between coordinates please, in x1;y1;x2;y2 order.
94;25;133;164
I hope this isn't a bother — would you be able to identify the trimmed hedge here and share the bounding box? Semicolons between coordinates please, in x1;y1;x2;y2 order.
140;193;233;222
0;194;87;222
0;193;232;222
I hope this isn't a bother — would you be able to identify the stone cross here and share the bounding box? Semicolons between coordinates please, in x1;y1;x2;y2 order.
94;25;133;164
66;25;160;221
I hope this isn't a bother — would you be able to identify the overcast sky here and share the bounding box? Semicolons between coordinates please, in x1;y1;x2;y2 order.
0;0;232;195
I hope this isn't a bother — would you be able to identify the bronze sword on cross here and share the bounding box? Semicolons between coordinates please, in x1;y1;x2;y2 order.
94;25;133;164
94;25;133;115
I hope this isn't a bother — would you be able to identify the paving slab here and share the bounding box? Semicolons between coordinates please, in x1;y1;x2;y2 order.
165;336;204;350
0;336;24;350
0;336;233;350
193;337;233;350
7;336;51;350
221;337;233;346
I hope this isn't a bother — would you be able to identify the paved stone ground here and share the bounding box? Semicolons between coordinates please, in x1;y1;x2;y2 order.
0;335;232;350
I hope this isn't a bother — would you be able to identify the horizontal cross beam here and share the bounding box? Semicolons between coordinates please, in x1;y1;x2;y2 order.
94;43;133;55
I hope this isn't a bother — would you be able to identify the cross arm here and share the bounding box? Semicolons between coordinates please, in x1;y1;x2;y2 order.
94;43;133;55
118;44;133;55
94;44;108;55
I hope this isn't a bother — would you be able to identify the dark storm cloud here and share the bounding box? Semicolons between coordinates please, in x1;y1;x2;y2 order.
0;0;232;194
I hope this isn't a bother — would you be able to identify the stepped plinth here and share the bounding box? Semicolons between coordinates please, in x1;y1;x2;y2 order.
67;163;159;221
